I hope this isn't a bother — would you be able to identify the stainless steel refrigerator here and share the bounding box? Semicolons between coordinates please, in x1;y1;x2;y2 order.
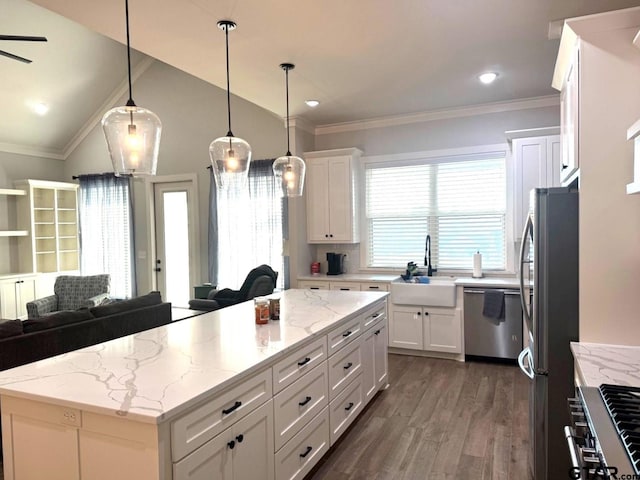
518;186;579;480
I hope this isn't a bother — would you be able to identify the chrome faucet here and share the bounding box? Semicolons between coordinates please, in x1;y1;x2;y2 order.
424;234;436;276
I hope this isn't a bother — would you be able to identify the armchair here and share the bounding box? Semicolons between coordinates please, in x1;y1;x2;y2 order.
26;274;111;318
188;265;278;312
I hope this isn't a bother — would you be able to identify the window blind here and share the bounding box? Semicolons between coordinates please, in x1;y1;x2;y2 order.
365;155;506;270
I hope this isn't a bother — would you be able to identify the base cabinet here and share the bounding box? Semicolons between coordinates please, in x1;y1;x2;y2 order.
174;400;274;480
362;317;388;402
0;275;36;319
390;305;462;354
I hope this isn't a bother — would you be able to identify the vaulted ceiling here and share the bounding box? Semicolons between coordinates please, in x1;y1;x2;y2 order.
4;0;640;158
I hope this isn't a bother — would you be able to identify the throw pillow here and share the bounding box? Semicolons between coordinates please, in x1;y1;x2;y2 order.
22;309;95;333
89;291;162;318
0;319;24;339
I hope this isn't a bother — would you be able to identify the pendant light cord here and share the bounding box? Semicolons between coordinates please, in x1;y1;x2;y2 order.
125;0;135;108
224;24;233;137
285;67;291;156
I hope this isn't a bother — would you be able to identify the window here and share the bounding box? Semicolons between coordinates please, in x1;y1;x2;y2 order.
365;151;507;271
78;174;135;299
212;160;284;289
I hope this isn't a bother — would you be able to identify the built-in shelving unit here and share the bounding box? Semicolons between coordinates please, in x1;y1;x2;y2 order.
627;118;640;195
0;188;28;239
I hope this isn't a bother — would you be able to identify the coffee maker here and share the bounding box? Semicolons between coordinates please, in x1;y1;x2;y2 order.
326;253;346;275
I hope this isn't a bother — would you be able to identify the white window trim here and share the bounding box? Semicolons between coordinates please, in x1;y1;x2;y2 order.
358;143;516;275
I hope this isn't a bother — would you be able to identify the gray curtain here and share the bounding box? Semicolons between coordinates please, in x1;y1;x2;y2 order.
209;159;285;289
78;173;136;298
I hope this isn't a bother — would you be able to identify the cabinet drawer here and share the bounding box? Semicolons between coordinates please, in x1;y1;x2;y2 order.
171;368;273;462
329;282;361;291
361;302;386;331
273;362;328;451
360;282;388;292
275;407;330;480
328;337;363;400
329;373;363;445
297;280;329;290
327;316;362;355
273;336;327;394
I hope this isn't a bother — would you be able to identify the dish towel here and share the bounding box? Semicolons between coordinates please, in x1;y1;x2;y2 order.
482;290;505;319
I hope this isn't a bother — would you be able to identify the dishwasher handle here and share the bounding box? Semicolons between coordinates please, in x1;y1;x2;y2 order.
463;289;521;295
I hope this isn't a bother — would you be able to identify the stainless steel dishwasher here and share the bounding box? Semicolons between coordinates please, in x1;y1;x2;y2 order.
463;288;523;360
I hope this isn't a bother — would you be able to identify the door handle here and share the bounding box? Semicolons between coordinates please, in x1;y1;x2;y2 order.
518;347;534;380
153;267;162;272
519;215;533;332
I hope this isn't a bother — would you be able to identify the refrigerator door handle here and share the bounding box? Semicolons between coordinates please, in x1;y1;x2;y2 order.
518;347;535;379
519;215;533;334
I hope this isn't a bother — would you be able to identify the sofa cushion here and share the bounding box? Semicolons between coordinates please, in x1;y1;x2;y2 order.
22;309;95;333
0;319;23;339
89;291;162;318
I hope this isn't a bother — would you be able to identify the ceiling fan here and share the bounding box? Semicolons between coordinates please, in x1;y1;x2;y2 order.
0;34;47;64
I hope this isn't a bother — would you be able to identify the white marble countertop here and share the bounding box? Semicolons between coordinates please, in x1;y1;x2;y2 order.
298;273;519;288
0;289;388;424
571;342;640;387
298;273;399;282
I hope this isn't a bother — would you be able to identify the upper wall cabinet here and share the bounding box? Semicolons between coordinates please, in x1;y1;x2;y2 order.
512;134;561;239
304;148;362;244
559;45;580;186
14;180;80;274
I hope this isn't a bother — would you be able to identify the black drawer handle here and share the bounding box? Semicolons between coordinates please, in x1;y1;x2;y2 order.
340;288;350;291
345;402;354;411
222;400;242;415
300;446;313;458
342;330;352;337
298;357;311;367
562;164;568;170
299;396;312;406
227;440;235;449
236;434;244;443
374;329;381;335
343;362;353;370
368;286;380;289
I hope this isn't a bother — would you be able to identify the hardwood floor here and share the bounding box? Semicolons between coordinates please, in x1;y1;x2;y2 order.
307;354;531;480
0;355;530;480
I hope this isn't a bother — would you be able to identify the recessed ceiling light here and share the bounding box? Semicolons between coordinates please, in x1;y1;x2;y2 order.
305;100;319;108
478;72;498;85
33;102;49;115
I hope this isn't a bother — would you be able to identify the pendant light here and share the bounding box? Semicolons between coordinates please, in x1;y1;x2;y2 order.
209;20;251;190
101;0;161;177
272;63;306;197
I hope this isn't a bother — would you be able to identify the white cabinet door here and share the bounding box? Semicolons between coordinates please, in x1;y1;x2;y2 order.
423;308;461;354
329;281;360;291
326;156;352;242
232;400;275;480
173;426;233;480
305;160;331;243
513;135;560;239
297;280;330;290
560;45;580;186
373;318;388;389
389;306;423;350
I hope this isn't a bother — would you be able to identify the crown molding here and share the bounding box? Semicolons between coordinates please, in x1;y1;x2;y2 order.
62;56;156;159
0;142;65;160
314;95;560;136
288;116;316;135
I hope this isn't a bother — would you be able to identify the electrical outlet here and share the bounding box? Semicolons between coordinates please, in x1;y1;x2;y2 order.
61;408;82;427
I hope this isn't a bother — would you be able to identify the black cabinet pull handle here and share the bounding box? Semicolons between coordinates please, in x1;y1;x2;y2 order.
299;396;312;406
343;362;353;370
329;234;333;238
424;312;429;316
345;402;354;411
342;330;352;337
325;234;329;238
222;400;242;415
374;329;381;335
227;440;235;449
236;434;244;443
298;357;311;367
562;164;568;170
368;286;380;289
300;446;313;458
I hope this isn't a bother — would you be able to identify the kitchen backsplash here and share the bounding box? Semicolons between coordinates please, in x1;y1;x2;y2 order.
314;244;361;274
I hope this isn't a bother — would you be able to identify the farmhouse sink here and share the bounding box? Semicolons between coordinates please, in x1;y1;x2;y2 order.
390;276;456;307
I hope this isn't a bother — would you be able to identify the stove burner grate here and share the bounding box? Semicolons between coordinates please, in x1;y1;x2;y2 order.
599;384;640;475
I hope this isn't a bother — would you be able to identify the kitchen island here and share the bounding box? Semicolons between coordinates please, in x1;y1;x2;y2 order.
0;289;388;480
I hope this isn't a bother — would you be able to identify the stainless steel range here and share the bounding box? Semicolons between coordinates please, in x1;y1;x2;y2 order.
566;384;640;479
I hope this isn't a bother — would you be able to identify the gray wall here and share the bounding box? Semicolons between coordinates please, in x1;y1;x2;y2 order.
62;59;286;294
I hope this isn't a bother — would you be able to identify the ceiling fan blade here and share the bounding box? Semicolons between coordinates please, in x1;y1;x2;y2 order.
0;50;32;63
0;35;47;42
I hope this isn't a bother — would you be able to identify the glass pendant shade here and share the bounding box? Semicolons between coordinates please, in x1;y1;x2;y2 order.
273;154;305;197
209;134;252;189
102;105;161;176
